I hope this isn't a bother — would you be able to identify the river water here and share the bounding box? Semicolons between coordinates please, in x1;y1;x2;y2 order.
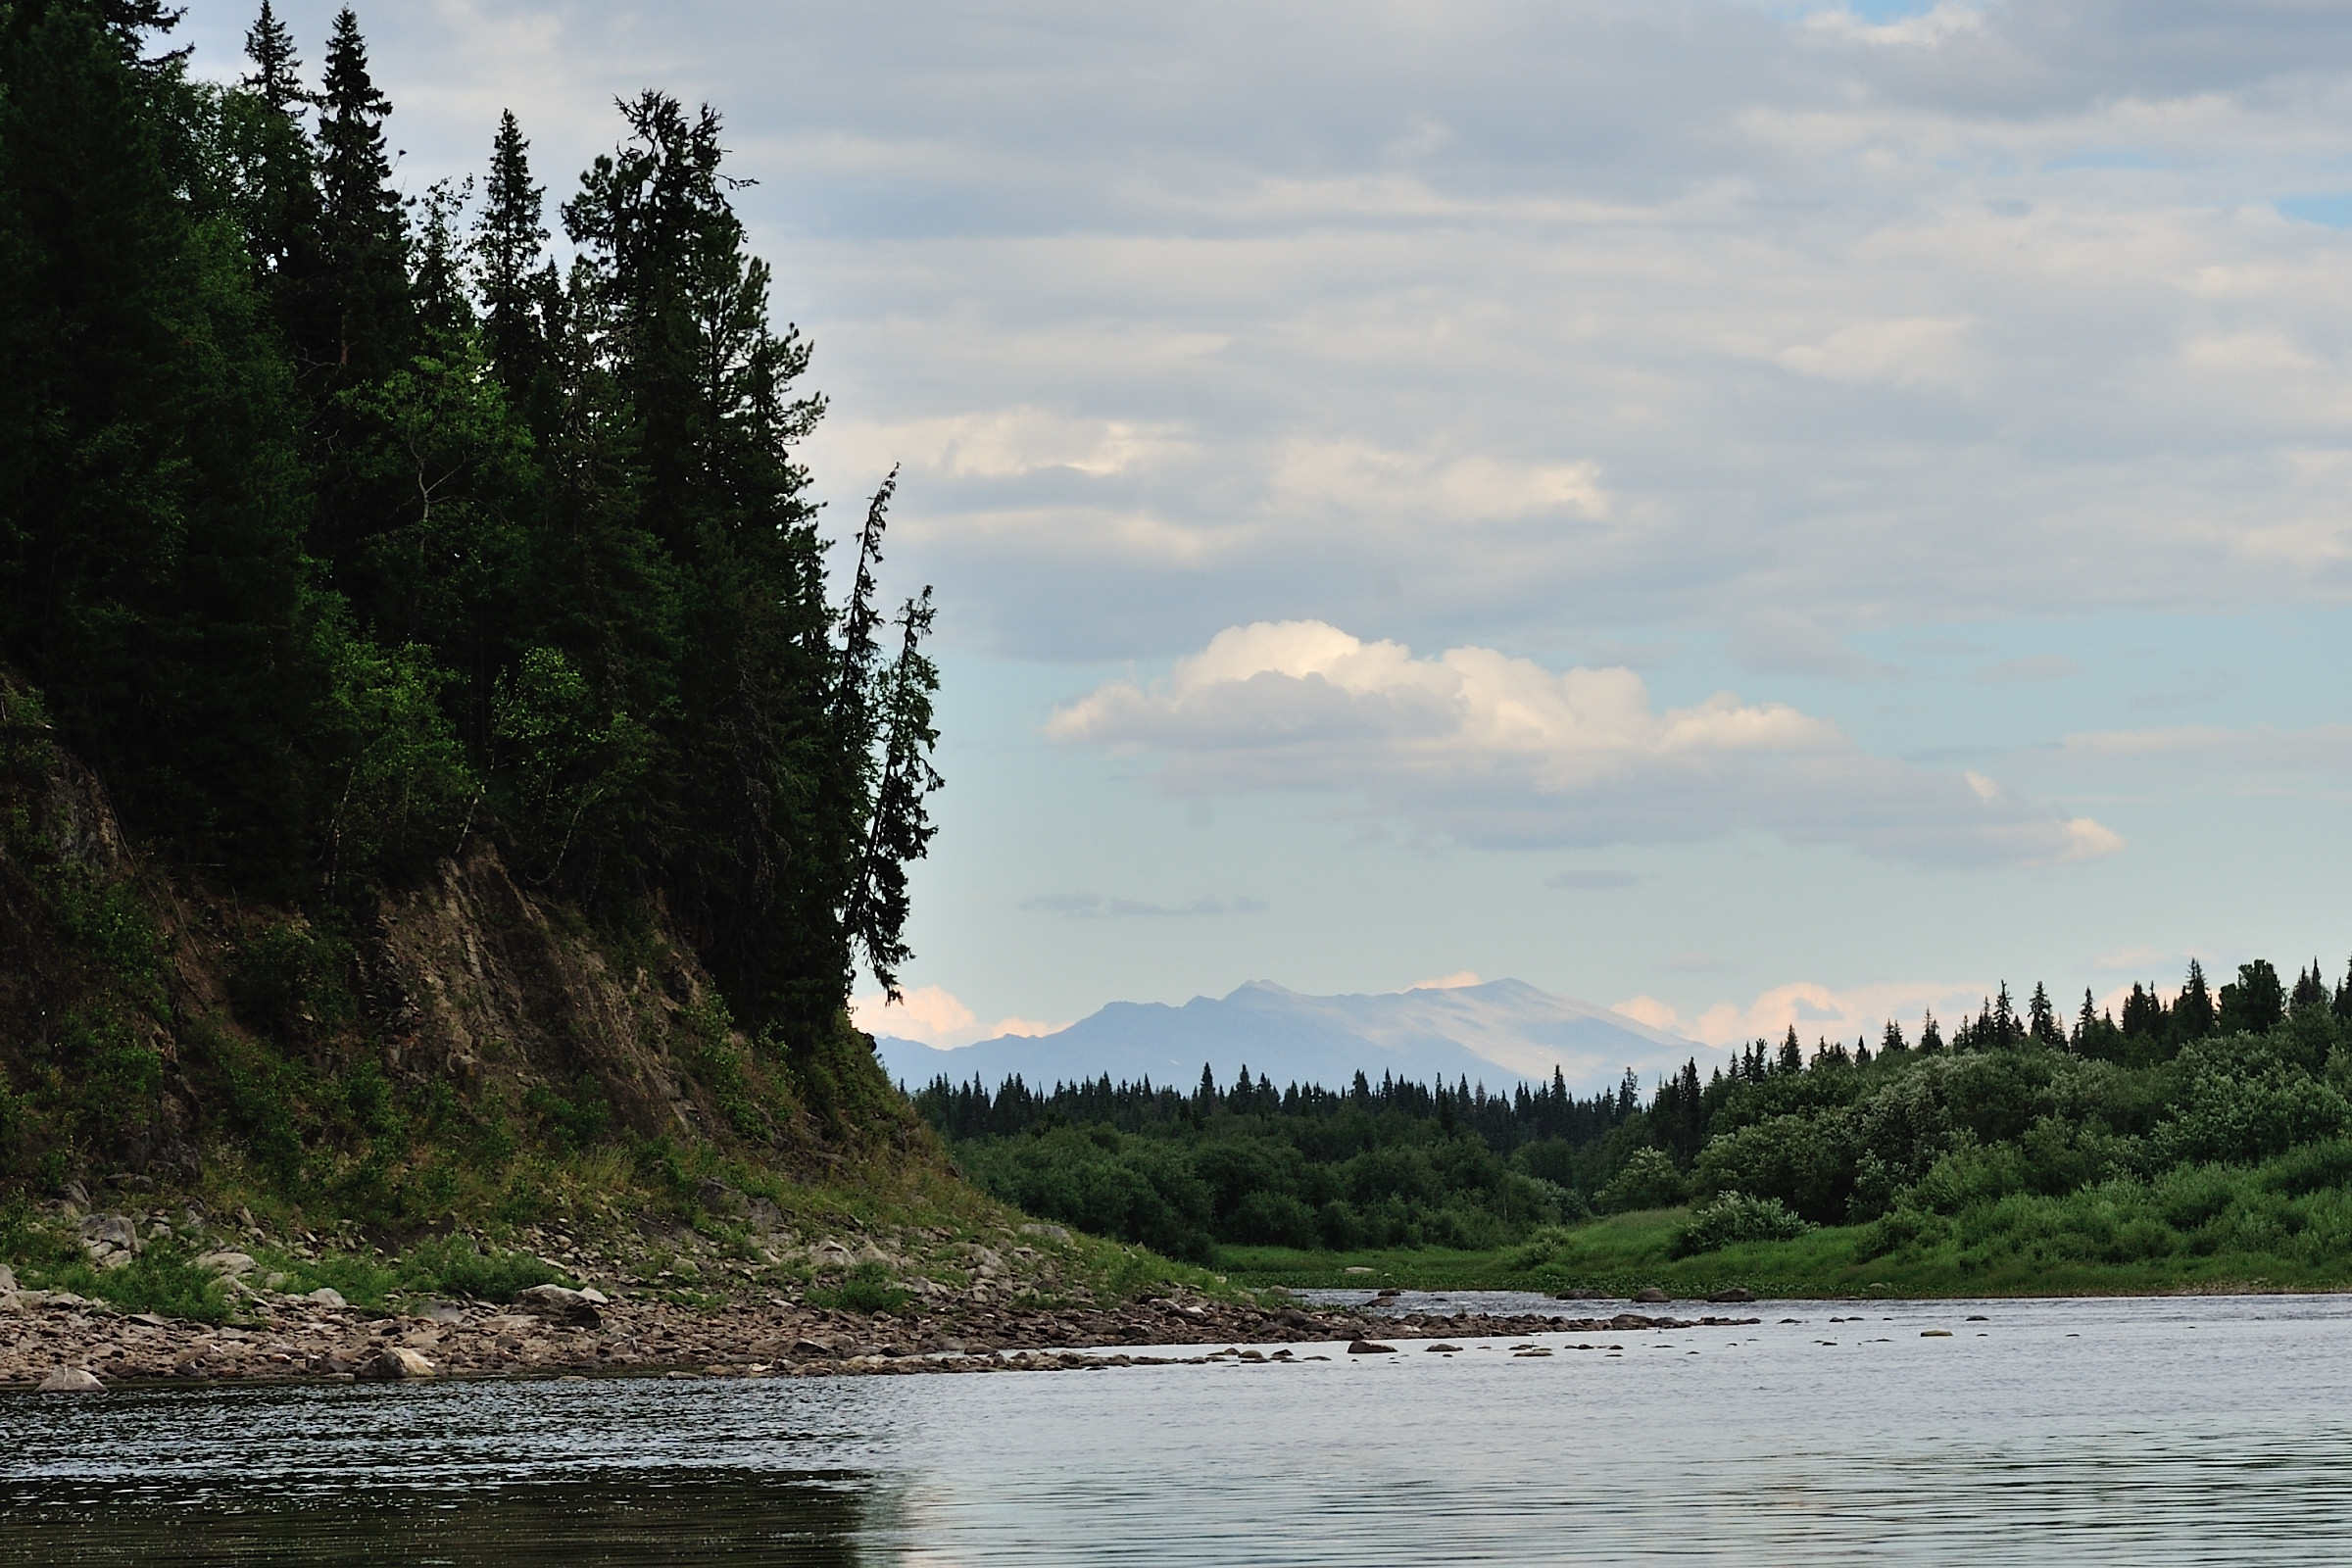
7;1293;2352;1565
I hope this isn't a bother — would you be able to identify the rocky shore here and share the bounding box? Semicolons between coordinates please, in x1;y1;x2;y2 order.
0;1271;1763;1393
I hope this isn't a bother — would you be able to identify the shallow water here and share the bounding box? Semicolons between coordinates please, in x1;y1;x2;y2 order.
8;1294;2352;1565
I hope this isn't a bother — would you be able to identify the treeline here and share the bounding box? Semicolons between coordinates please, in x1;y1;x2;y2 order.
918;955;2352;1263
0;1;940;1036
915;1063;1653;1260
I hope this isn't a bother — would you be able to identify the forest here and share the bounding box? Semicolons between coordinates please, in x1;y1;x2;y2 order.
0;0;940;1199
919;956;2352;1286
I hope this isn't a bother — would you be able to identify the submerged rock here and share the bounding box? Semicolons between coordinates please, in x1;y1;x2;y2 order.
1347;1340;1397;1354
1706;1287;1757;1303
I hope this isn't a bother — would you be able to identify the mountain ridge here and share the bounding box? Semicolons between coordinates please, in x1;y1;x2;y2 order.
874;976;1713;1097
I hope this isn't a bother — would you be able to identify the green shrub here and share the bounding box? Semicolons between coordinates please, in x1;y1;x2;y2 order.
63;1240;232;1324
808;1259;911;1314
392;1235;567;1301
1593;1147;1689;1213
1670;1191;1812;1257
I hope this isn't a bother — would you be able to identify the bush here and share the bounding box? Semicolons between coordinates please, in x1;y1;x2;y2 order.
392;1235;567;1301
808;1259;911;1314
1670;1191;1812;1257
1594;1147;1689;1212
1693;1111;1856;1223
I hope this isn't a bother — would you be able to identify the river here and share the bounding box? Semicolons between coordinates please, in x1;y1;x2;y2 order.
7;1292;2352;1565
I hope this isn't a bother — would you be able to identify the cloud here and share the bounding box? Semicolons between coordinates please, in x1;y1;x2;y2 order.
849;985;1062;1050
1049;619;2124;866
1629;978;1994;1049
1023;892;1267;919
1729;611;1901;680
1410;970;1483;991
187;3;2352;663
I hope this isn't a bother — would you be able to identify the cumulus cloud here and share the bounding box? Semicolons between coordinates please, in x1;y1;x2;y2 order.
1622;979;1994;1049
850;985;1061;1050
1049;620;2123;865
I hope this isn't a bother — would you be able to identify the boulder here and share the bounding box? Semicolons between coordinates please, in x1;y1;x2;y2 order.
38;1367;105;1394
514;1284;602;1326
0;1264;15;1292
1018;1222;1072;1243
1346;1340;1398;1354
195;1251;258;1277
305;1287;348;1309
1631;1287;1669;1303
356;1348;437;1380
78;1213;140;1255
1706;1287;1758;1303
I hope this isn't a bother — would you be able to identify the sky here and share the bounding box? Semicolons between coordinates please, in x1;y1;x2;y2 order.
184;0;2352;1068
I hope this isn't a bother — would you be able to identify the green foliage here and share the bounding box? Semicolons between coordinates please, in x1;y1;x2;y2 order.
390;1234;567;1301
226;921;357;1049
807;1259;911;1314
1671;1191;1812;1257
53;1239;234;1324
1594;1147;1689;1213
490;647;651;885
522;1080;612;1153
314;615;477;885
0;1;942;1097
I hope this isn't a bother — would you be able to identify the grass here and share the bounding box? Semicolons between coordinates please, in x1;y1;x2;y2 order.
1222;1198;2352;1299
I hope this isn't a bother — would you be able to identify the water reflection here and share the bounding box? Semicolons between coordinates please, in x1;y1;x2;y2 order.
0;1472;874;1567
10;1296;2352;1565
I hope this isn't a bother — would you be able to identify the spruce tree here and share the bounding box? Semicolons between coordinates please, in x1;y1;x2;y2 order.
241;0;305;115
1776;1026;1802;1075
313;8;410;387
2174;959;2216;1043
474;109;563;440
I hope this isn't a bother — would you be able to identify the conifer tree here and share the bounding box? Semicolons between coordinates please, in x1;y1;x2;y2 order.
474;110;563;439
2029;981;2062;1047
313;8;410;386
1881;1018;1907;1054
241;0;304;115
2174;959;2216;1042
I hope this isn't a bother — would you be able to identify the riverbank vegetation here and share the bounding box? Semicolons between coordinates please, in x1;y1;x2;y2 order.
922;960;2352;1295
0;0;963;1278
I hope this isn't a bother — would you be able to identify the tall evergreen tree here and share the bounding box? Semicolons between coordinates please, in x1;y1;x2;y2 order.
474;109;561;437
240;0;304;115
2174;958;2216;1042
312;8;409;387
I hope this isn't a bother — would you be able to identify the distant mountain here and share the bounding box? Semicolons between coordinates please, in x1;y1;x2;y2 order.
874;977;1714;1099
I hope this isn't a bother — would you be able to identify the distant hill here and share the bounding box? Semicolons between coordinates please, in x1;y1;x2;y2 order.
874;978;1713;1097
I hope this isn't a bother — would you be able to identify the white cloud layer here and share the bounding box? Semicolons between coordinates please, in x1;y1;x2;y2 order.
1051;620;2122;865
1618;978;1998;1050
850;985;1062;1051
199;0;2352;661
